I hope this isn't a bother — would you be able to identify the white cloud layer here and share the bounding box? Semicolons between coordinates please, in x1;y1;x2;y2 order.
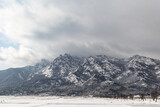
0;0;160;70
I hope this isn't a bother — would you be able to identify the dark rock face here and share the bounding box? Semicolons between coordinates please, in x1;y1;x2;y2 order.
0;54;160;96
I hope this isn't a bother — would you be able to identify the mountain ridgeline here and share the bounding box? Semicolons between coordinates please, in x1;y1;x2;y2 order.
0;54;160;96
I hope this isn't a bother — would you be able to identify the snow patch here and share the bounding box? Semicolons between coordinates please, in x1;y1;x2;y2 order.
18;73;24;80
42;67;52;78
65;73;78;83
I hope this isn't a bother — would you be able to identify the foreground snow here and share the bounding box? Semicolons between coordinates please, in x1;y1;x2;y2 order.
0;96;159;107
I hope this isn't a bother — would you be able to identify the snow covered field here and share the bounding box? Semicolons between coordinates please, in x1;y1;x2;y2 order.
0;96;159;107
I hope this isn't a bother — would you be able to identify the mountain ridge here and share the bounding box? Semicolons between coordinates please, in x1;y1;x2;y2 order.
0;54;160;96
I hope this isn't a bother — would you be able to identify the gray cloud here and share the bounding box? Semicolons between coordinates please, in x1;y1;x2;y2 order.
0;0;160;69
31;18;85;41
36;0;160;58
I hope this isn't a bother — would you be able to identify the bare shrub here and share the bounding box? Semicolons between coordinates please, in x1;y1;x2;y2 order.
139;93;145;101
151;92;159;102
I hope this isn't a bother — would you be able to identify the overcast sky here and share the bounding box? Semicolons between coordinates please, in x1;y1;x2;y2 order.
0;0;160;70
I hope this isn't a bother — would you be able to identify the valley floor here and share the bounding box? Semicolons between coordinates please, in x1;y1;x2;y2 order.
0;96;159;107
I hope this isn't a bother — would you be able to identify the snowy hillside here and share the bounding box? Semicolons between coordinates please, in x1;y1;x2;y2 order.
0;54;160;96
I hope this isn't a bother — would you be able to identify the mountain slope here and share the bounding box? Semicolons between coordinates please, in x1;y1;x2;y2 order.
0;54;160;96
0;59;50;90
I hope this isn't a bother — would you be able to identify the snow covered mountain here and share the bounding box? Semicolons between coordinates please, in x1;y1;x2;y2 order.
0;54;160;96
0;59;50;91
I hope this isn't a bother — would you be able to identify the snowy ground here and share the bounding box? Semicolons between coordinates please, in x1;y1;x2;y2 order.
0;96;159;107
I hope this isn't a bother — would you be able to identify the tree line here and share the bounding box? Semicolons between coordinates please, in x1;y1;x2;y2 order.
99;91;159;102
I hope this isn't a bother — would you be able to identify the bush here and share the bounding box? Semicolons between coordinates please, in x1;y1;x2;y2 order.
151;92;159;102
139;93;145;101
